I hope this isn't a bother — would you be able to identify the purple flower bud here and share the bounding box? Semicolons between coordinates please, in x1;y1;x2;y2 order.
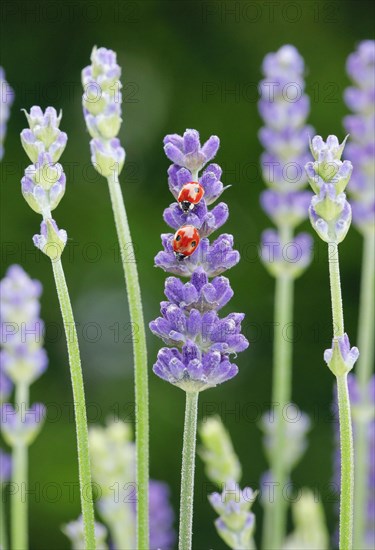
1;403;46;446
167;163;229;206
21;155;66;215
324;333;359;375
155;234;240;278
260;189;312;228
90;137;125;178
209;480;256;549
33;218;67;260
260;405;311;470
163;201;228;238
0;67;14;161
153;345;239;392
164;129;219;173
164;269;234;312
261;229;313;278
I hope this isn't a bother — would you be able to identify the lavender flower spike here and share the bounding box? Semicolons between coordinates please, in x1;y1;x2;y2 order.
152;131;248;550
21;108;68;259
209;481;257;550
0;265;47;550
258;45;313;550
0;67;14;161
344;40;375;234
152;131;248;392
82;47;125;177
259;45;314;277
306;135;353;244
344;41;375;550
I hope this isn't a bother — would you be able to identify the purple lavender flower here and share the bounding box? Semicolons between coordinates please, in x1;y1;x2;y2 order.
149;480;176;550
209;480;257;549
261;229;313;278
0;67;14;161
164;129;219;174
333;375;375;547
258;45;313;277
344;40;375;234
151;130;248;392
1;403;45;446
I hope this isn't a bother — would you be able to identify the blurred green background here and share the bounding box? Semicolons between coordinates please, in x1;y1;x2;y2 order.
1;0;374;548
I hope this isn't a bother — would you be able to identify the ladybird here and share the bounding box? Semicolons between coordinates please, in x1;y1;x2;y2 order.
173;225;201;261
177;182;205;213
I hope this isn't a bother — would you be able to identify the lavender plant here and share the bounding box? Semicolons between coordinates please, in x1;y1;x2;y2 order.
0;265;47;550
199;417;257;549
0;66;14;161
150;129;249;549
305;135;359;549
343;39;375;549
258;44;313;549
81;47;149;548
88;420;175;550
19;109;96;548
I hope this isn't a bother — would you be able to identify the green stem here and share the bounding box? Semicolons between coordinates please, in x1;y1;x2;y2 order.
353;231;375;549
327;242;354;550
0;484;8;550
179;392;199;550
51;258;96;550
11;383;29;550
263;225;295;550
337;374;354;550
106;173;149;550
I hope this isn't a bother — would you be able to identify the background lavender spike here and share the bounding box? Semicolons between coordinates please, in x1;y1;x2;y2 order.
258;45;313;550
0;67;14;161
343;40;375;550
0;265;47;550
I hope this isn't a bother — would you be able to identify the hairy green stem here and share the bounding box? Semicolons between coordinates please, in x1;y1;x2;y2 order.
179;392;199;550
106;173;149;550
263;225;295;550
51;258;96;550
11;383;29;550
328;242;354;550
353;231;375;549
337;374;355;550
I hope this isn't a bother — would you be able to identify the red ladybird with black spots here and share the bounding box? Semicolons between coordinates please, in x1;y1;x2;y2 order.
173;225;201;260
177;182;205;213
